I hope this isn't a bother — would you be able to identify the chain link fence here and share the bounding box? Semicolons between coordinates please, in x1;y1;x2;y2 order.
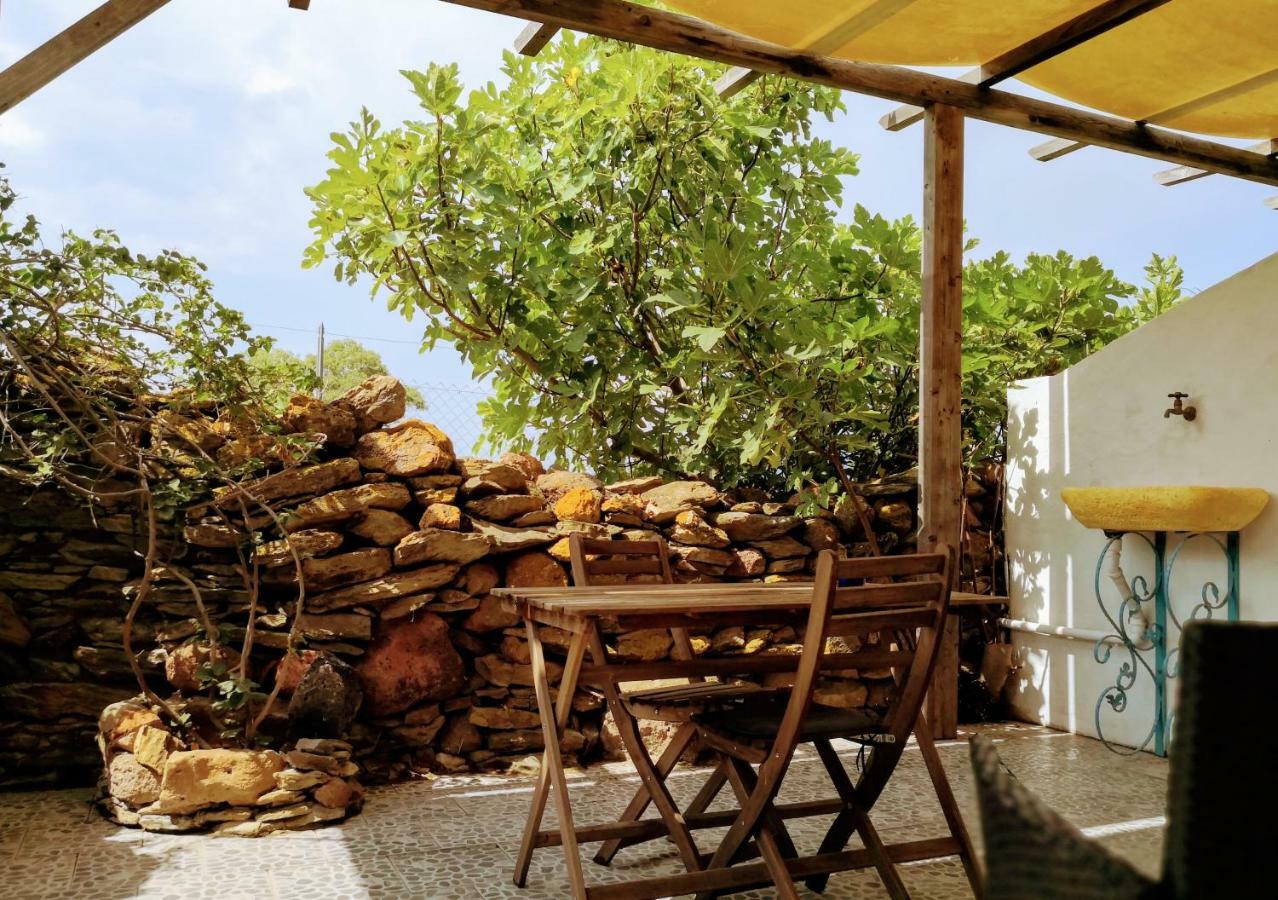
405;381;500;458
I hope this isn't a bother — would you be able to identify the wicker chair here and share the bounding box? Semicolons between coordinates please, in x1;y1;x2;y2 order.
971;619;1278;899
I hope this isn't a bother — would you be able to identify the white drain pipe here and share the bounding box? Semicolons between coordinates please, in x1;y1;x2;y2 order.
999;618;1121;645
999;540;1149;647
1100;539;1151;644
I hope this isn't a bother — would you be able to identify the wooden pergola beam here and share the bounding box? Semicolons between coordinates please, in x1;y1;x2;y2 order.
1033;66;1278;169
1029;137;1089;161
717;0;921;100
443;0;1278;187
1154;139;1278;186
881;0;1170;132
0;0;172;116
515;21;560;55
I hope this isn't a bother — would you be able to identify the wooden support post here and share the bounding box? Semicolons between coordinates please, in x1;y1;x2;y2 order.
919;104;964;740
0;0;172;115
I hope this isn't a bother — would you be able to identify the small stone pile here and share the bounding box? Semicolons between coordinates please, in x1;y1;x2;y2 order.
99;697;363;835
0;375;1006;793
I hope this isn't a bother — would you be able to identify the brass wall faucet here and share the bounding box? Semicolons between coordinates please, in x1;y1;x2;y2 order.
1165;392;1197;421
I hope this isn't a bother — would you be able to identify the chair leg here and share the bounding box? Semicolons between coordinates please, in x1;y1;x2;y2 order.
913;711;984;898
686;759;729;815
721;756;800;859
522;622;588;898
809;739;910;899
513;628;588;888
701;758;799;900
594;720;699;865
588;629;704;874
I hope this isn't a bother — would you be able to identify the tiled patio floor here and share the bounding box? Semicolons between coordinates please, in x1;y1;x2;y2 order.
1;722;1168;899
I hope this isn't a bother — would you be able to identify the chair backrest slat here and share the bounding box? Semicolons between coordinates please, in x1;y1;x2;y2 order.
568;535;675;587
832;552;948;579
583;557;667;576
568;532;692;664
833;580;943;610
575;536;663;557
824;607;934;638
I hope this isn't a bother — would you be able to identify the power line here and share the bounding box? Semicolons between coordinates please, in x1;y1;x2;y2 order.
248;321;423;346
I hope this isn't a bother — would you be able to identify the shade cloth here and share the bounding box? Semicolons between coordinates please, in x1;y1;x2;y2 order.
664;0;1278;140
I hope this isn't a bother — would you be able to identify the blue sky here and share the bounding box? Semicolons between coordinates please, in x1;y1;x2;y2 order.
2;1;1274;450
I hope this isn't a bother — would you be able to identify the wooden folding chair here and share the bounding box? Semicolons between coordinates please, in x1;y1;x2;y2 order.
689;546;983;899
567;534;777;868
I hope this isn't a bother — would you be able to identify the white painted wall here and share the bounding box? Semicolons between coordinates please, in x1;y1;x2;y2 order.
1004;252;1278;749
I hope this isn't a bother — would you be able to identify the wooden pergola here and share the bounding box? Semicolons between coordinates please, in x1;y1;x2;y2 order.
5;0;1276;738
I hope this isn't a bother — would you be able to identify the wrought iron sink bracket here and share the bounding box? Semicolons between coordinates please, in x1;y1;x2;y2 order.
1092;530;1240;756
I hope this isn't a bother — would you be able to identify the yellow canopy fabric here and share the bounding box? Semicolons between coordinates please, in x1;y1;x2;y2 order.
664;0;1278;140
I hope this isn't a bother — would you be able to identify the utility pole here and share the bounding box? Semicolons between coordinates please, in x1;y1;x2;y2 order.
315;322;325;399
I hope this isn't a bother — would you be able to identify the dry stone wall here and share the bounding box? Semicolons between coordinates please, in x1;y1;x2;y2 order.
0;376;999;787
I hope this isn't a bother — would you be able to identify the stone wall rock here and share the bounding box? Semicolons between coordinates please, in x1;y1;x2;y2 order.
0;374;1004;788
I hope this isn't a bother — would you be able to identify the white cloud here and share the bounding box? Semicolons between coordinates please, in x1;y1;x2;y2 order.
0;112;45;149
242;65;299;96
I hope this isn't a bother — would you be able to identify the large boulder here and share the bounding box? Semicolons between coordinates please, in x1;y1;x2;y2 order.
713;511;802;542
553;488;602;524
335;375;408;433
475;653;561;687
457;562;500;595
461;596;520;632
356;614;465;716
108;752;161;807
165;642;241;693
347;509;415;546
354;419;454;477
307;564;459;612
535;471;602;501
802;518;841;552
281;395;357;448
286;652;363;738
641;481;723;524
605;475;665;495
670;544;733;575
505;551;568;588
99;699;163;744
393;529;492;567
2;682;132;719
670;510;730;548
875;499;915;534
254;529;344;567
0;593;31;648
215;457;361;508
752;536;811;559
262;548;392;592
466;493;545;522
726;547;767;577
469;520;557;553
154;749;285;814
458;461;528;496
420;503;462;530
499;452;545;481
282;482;411;533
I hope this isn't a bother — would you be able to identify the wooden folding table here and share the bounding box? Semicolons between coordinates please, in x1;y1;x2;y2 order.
493;581;973;899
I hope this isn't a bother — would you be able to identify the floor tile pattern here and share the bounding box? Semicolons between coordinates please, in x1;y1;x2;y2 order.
1;723;1168;899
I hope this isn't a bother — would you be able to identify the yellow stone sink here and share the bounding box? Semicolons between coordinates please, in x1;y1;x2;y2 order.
1061;486;1270;533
